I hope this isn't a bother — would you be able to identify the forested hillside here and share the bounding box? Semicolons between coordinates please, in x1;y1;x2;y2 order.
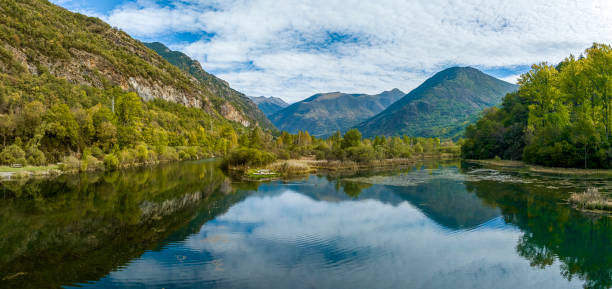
144;42;275;130
0;0;261;167
270;89;404;137
356;67;517;138
462;44;612;169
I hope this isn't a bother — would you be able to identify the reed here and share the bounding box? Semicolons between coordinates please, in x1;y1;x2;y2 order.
569;187;612;211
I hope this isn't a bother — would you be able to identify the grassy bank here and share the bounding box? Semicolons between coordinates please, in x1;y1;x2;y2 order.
464;159;612;176
0;165;61;179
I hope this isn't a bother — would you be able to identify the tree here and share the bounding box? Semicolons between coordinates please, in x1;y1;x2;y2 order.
116;92;142;126
0;114;14;147
341;129;362;149
248;126;263;149
18;100;45;139
41;103;79;154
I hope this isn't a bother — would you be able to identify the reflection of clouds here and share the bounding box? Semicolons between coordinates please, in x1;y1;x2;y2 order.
100;190;580;289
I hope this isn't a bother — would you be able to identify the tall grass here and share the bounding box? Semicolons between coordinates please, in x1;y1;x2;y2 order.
569;187;612;211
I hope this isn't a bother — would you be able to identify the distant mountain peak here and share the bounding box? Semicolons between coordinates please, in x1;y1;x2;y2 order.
356;67;517;139
269;89;404;137
250;96;289;117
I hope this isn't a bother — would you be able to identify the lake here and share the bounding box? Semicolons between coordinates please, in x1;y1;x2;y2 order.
1;159;612;289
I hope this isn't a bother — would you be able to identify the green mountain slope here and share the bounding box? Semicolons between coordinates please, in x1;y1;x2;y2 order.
270;89;405;136
250;96;289;117
144;42;275;130
356;67;517;138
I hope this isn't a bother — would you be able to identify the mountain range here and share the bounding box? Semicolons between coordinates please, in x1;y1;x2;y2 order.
356;67;517;138
250;96;289;116
269;89;405;136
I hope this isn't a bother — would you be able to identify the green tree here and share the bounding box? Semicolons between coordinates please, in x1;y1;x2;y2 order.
341;129;362;149
116;92;142;126
41;103;79;155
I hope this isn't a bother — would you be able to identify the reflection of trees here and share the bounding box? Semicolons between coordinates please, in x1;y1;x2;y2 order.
0;160;249;289
465;180;612;289
340;181;372;198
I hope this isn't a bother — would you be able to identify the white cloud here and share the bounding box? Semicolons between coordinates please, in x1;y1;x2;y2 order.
105;190;580;288
97;0;612;102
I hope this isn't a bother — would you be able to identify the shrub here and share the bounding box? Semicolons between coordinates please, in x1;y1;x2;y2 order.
178;148;188;160
103;154;119;170
224;147;276;167
90;146;104;159
136;143;149;163
195;146;208;159
26;146;47;166
118;149;136;167
148;150;158;162
0;144;26;165
159;146;179;162
86;155;103;171
186;146;197;159
347;145;376;163
59;155;81;171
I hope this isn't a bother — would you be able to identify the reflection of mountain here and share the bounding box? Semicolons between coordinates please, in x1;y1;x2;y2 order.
466;179;612;289
256;167;501;230
0;160;248;289
388;178;501;230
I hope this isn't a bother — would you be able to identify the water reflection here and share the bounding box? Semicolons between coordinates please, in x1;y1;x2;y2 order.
466;179;612;289
2;161;612;288
0;160;242;289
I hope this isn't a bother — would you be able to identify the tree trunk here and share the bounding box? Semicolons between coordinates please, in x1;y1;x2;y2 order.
585;144;588;169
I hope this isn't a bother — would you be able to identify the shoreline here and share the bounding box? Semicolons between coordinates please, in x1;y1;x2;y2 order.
230;153;459;181
0;159;201;181
463;159;612;176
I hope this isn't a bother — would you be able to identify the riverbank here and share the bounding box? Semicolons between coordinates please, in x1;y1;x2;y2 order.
231;153;459;180
464;159;612;176
0;157;206;181
468;159;612;214
0;165;62;179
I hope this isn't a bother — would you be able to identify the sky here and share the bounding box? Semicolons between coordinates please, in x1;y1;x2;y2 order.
51;0;612;103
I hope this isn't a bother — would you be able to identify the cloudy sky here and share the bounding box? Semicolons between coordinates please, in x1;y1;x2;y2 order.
52;0;612;103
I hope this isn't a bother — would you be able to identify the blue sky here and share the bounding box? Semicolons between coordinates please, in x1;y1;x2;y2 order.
52;0;612;102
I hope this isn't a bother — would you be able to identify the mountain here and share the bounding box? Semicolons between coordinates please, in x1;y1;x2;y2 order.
0;0;269;130
144;42;275;130
356;67;517;138
269;89;405;136
250;96;289;117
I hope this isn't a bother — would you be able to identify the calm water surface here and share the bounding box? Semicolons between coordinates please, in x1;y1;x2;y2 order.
2;160;612;288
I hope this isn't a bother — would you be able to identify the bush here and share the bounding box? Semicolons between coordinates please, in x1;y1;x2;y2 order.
118;149;136;167
25;146;46;166
0;144;26;165
59;155;81;171
86;155;103;171
103;154;119;170
347;145;376;163
195;146;208;159
136;143;149;163
224;147;276;167
90;146;104;159
159;146;179;162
